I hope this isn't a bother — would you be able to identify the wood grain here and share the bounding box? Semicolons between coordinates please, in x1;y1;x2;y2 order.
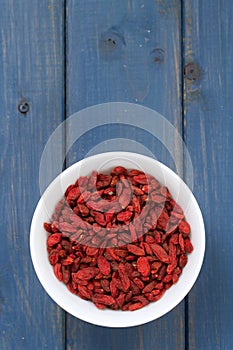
66;1;184;349
183;0;233;349
0;1;65;349
2;0;232;349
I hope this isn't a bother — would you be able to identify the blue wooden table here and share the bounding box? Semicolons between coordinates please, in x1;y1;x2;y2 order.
1;1;233;349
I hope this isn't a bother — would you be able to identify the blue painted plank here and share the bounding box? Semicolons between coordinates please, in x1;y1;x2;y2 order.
0;1;65;349
183;0;233;349
66;1;184;349
66;0;184;171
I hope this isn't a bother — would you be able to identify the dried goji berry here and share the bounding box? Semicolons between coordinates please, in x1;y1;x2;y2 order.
97;256;111;275
127;244;145;256
184;238;194;253
78;285;93;299
137;257;150;277
179;221;190;236
128;302;144;311
62;266;71;284
117;211;133;222
44;222;53;233
54;263;63;281
47;233;62;247
118;263;131;291
49;249;60;265
92;294;115;306
74;267;99;280
142;280;156;294
179;254;188;268
61;256;74;266
150;244;170;264
45;166;193;311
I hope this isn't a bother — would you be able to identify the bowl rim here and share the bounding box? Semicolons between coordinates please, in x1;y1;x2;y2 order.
30;151;205;327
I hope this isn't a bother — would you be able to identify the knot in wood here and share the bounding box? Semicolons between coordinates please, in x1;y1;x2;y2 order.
18;99;29;114
184;63;202;81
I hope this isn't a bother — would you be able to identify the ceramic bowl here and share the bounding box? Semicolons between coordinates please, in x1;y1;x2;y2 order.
30;152;205;327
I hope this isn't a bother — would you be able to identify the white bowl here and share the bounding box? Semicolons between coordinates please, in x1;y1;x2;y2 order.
30;152;205;327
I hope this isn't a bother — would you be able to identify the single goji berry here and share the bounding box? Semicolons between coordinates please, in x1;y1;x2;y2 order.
118;263;131;291
179;254;188;268
137;257;150;277
184;238;194;253
142;281;156;294
127;244;145;256
54;263;63;281
62;266;71;284
47;233;62;247
78;285;93;299
74;267;99;280
150;244;170;264
97;256;111;275
117;211;133;222
49;249;60;265
92;294;115;306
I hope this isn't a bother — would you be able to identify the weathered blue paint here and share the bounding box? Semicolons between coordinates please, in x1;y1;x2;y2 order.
183;0;233;349
1;0;232;349
66;1;184;350
0;1;65;349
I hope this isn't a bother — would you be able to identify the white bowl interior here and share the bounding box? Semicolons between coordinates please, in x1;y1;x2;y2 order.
30;152;205;327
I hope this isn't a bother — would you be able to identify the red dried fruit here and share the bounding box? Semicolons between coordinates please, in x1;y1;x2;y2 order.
127;244;145;256
59;222;77;233
133;174;148;185
61;265;70;284
132;185;144;195
179;221;190;236
116;292;125;308
128;302;144;311
184;238;194;253
132;295;150;305
92;294;115;306
91;211;106;226
150;244;170;264
162;274;173;283
54;263;63;281
179;233;185;252
129;223;137;242
44;166;193;311
118;263;131;291
101;279;110;292
142;281;156;294
77;191;91;204
172;273;179;284
137;257;150;277
85;246;98;256
74;267;99;280
61;256;74;266
77;203;89;216
117;211;133;221
167;242;177;274
87;171;98;190
97;256;111;275
118;188;132;209
78;285;93;299
133;277;145;289
112;166;128;175
44;222;53;233
151;261;162;273
110;280;118;298
66;187;80;201
47;233;62;247
179;254;188;268
49;249;60;265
